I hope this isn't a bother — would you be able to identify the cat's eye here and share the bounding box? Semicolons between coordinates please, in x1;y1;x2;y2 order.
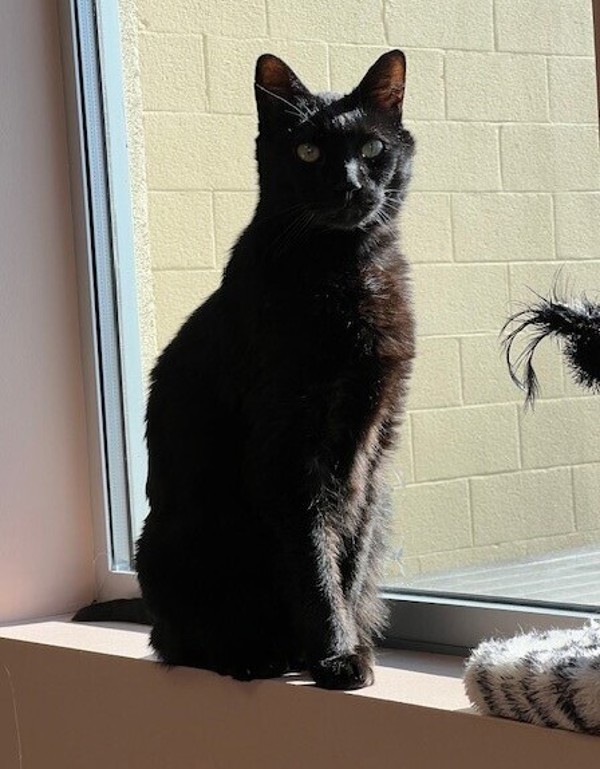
361;139;384;159
296;143;321;163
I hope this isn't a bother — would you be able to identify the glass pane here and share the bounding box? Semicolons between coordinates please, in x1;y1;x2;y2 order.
381;4;600;606
109;0;599;605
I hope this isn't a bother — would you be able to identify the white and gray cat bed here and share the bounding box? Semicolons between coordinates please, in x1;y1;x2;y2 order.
464;623;600;734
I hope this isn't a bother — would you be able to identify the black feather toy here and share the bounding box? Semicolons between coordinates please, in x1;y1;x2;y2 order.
502;286;600;406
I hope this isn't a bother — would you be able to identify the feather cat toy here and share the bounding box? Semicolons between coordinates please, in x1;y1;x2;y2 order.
502;285;600;405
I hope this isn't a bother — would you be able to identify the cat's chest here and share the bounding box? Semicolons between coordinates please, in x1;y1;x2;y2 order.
247;242;413;377
304;263;403;353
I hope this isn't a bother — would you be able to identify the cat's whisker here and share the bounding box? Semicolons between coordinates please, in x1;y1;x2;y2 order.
382;201;401;209
383;192;403;203
255;83;317;127
255;202;307;226
268;206;313;254
287;210;316;249
374;204;398;230
378;202;400;225
275;216;303;252
295;211;316;246
255;83;308;122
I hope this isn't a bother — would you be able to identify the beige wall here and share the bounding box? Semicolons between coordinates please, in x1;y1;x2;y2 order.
129;0;600;580
0;0;95;620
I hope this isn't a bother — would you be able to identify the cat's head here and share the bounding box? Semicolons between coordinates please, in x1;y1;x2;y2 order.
254;51;414;231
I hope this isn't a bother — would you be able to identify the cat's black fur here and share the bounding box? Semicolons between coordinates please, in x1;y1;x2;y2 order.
77;51;415;690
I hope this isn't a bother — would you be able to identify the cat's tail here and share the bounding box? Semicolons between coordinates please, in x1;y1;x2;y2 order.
72;598;152;625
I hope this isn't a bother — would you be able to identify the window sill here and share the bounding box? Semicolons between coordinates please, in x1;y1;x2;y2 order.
1;619;598;768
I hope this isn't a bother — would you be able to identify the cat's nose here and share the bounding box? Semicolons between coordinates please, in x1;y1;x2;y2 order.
335;179;362;194
335;179;362;204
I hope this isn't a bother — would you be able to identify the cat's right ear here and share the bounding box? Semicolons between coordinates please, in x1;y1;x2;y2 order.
254;54;311;124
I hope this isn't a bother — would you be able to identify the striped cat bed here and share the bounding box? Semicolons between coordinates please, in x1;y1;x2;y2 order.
464;623;600;735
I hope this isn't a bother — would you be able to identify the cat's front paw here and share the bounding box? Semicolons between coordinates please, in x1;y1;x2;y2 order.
310;649;374;690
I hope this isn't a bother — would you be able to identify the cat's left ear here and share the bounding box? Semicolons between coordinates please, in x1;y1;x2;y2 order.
255;54;311;122
354;50;406;116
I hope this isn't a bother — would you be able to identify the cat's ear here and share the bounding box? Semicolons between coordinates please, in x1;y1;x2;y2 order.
354;50;406;116
255;54;311;121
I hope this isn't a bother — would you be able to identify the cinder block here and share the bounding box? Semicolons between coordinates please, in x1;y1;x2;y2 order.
548;57;598;124
409;122;500;192
453;193;555;263
139;33;206;111
461;333;564;406
520;531;600;559
329;46;445;120
149;192;215;269
412;403;520;481
501;125;600;192
520;397;600;468
418;542;528;577
407;337;462;410
510;261;600;302
565;376;600;399
573;464;600;531
394;555;421;583
400;193;452;263
153;269;222;350
382;551;421;586
137;0;267;36
412;264;509;336
144;114;256;190
386;0;494;51
471;468;574;545
390;479;472;556
267;0;385;44
446;52;548;122
495;0;595;56
387;418;415;486
555;193;600;261
206;37;328;114
213;191;258;265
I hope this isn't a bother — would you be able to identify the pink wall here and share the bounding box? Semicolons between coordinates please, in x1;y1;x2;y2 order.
0;0;95;620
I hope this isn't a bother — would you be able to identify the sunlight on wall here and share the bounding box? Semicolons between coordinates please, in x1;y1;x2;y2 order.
121;0;600;581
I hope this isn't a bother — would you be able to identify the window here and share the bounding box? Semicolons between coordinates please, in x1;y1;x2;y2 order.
64;0;600;650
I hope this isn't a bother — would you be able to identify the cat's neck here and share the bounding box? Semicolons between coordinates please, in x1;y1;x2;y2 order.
223;204;402;294
251;204;398;256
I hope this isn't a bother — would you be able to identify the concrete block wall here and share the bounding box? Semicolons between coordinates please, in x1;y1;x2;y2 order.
131;0;600;581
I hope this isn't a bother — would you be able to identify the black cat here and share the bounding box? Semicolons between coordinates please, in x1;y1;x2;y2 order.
76;50;415;690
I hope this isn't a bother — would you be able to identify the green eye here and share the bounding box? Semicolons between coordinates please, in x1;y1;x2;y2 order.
361;139;384;159
296;143;321;163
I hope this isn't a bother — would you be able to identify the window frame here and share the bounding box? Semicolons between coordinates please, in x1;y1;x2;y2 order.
60;0;600;646
60;0;145;598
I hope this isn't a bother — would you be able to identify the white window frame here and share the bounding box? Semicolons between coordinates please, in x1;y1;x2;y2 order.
60;0;145;599
60;0;600;647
